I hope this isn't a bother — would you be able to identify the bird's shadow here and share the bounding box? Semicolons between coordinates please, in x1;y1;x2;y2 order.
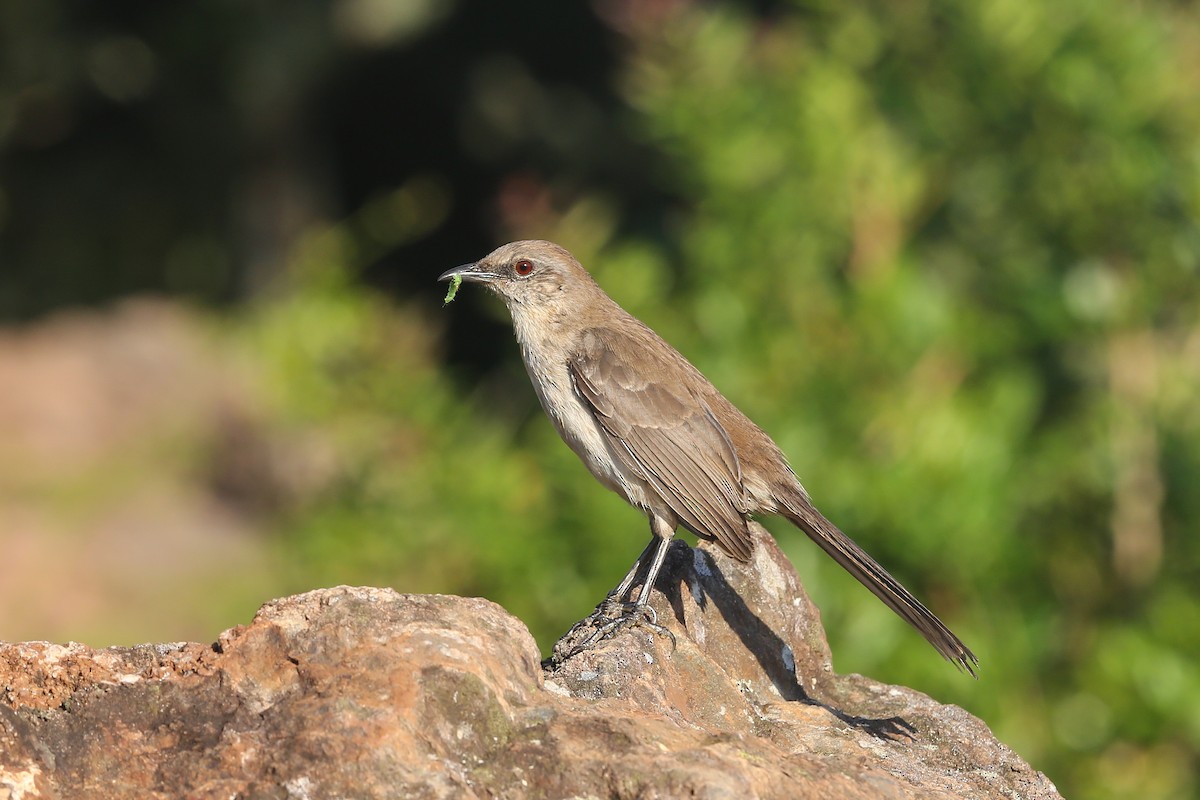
662;541;916;741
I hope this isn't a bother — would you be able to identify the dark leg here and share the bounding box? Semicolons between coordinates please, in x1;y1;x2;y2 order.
546;519;677;666
607;538;657;602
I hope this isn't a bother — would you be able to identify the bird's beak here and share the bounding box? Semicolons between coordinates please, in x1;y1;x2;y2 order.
438;262;502;283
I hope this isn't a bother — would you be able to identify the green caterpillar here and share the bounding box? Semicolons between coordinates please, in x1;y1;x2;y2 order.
443;273;462;305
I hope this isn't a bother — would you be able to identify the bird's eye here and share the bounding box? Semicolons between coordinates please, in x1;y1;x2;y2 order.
514;259;534;276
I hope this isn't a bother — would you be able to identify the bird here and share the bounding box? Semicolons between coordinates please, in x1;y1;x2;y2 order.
439;240;977;675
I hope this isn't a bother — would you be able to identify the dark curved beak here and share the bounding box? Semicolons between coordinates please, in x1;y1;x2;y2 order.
438;262;501;283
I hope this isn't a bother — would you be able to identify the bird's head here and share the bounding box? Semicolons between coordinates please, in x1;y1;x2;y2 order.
438;240;599;312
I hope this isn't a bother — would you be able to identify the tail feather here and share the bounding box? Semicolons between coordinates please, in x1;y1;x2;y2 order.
780;494;978;677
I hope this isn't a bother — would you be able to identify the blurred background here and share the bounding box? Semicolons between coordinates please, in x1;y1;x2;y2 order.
2;0;1198;797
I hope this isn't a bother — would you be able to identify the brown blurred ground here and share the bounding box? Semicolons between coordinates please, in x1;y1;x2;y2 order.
0;299;278;645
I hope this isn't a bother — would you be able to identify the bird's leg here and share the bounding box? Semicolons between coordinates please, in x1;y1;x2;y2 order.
632;517;675;608
597;538;656;610
551;539;653;656
549;520;678;664
573;532;676;649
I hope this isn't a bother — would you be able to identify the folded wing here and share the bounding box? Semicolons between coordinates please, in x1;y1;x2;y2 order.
568;327;752;560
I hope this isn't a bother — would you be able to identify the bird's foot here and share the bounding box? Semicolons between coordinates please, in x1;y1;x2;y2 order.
544;600;675;668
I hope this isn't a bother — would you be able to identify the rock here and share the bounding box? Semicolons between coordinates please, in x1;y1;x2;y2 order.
0;530;1060;799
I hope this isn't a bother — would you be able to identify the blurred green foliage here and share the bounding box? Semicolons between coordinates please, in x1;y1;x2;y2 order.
5;0;1199;798
603;7;1200;799
229;3;1200;799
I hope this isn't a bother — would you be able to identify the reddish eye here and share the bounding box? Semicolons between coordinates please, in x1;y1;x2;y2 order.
514;259;534;276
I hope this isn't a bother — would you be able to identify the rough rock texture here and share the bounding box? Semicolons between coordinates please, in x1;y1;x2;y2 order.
0;527;1060;799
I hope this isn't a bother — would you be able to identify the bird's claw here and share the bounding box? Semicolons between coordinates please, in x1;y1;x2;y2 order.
545;601;676;667
579;603;674;650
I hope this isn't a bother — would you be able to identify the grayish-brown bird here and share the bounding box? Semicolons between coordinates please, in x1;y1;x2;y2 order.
440;240;977;674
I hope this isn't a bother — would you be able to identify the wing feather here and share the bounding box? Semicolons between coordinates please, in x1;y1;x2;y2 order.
568;327;752;561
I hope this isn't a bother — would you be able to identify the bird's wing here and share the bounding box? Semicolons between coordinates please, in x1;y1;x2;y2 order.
568;327;752;561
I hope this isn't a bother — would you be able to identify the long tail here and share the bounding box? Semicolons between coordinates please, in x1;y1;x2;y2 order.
779;493;978;676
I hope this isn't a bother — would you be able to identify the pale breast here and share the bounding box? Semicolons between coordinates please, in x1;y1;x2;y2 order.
519;342;652;511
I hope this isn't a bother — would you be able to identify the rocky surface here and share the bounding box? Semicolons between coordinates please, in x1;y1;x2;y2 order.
0;525;1060;799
